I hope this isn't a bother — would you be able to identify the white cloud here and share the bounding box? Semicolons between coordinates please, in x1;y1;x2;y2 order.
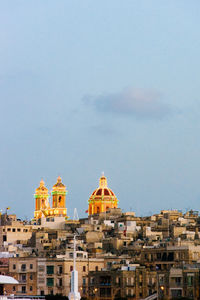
83;87;172;120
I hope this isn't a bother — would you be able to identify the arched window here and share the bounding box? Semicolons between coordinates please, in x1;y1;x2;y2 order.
70;266;73;271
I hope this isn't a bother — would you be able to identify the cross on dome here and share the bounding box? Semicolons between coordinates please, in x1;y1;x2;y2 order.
99;173;107;188
40;179;45;187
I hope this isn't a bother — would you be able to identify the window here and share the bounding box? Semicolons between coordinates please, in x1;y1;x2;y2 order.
13;264;16;270
17;228;21;232
46;266;54;275
70;266;73;272
13;286;16;292
30;286;32;292
38;266;44;272
77;253;83;258
40;291;44;296
95;266;98;271
131;289;134;296
187;276;193;286
3;236;7;242
30;264;33;269
21;274;26;282
38;278;45;284
175;277;181;285
30;274;33;280
157;253;161;259
21;264;26;271
58;266;62;274
7;228;11;232
22;286;26;293
47;278;54;287
83;278;86;286
58;278;62;287
83;266;86;272
12;228;16;232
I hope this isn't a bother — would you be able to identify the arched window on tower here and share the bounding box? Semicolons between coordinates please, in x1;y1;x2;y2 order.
41;199;45;208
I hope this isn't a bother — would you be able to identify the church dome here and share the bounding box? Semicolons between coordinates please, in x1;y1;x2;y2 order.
88;174;118;215
90;175;116;199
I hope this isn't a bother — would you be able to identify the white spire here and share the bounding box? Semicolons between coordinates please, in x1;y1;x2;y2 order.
68;234;81;300
73;208;79;221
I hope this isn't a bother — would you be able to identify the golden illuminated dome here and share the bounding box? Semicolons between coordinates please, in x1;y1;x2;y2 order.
88;173;118;215
52;176;66;192
90;175;117;198
35;179;49;195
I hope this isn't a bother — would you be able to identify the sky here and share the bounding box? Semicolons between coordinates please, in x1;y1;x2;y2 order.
1;0;200;219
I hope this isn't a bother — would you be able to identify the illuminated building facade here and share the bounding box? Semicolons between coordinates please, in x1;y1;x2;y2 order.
34;176;67;220
88;174;118;215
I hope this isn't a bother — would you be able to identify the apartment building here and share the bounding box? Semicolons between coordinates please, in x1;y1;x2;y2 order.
87;267;157;300
9;253;104;297
158;266;200;299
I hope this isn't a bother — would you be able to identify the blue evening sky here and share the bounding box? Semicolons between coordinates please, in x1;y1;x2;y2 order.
1;0;200;219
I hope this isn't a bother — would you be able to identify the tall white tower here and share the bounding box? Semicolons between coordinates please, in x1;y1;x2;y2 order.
68;235;81;300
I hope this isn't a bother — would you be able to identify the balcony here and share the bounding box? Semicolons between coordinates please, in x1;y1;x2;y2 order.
57;272;62;276
19;280;27;284
20;269;26;273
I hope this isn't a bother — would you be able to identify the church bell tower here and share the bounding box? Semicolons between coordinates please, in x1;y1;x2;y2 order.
51;176;67;217
34;179;50;219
